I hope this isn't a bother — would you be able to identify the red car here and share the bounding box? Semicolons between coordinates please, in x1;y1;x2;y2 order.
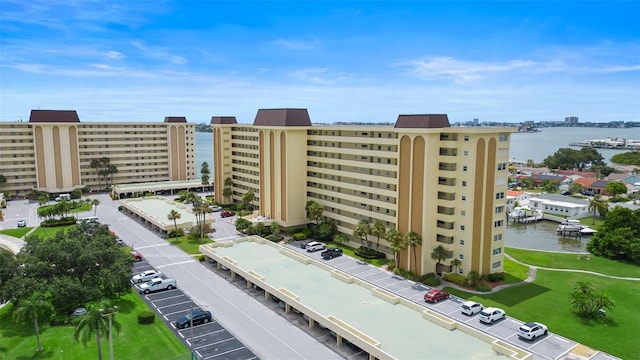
131;251;143;262
424;289;449;303
220;211;235;218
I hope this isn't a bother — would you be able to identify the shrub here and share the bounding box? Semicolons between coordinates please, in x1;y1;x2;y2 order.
293;232;307;241
137;311;155;324
193;255;205;262
354;247;386;259
167;230;184;238
475;283;493;292
393;267;418;281
418;273;436;282
386;263;395;272
443;273;466;286
265;234;283;242
423;277;441;287
50;314;72;326
487;272;505;282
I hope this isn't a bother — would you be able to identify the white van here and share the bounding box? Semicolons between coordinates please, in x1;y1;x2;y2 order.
55;194;71;202
76;216;99;224
305;241;327;252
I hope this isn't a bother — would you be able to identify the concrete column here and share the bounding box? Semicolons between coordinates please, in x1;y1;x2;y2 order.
265;291;270;300
217;263;221;270
285;303;290;314
247;280;252;288
336;335;342;346
369;353;375;360
308;318;315;328
231;271;236;280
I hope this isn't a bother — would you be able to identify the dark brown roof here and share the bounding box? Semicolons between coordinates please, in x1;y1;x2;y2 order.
29;110;80;123
394;114;450;129
253;108;311;127
164;117;187;123
211;116;238;125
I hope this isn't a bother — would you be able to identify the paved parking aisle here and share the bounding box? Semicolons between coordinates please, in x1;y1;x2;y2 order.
132;261;257;360
287;242;618;360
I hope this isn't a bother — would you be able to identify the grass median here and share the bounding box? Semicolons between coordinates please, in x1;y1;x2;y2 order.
0;291;189;359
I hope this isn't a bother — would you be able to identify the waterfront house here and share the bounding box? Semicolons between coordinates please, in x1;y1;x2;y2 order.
529;194;590;218
506;190;530;210
589;179;611;196
554;170;599;179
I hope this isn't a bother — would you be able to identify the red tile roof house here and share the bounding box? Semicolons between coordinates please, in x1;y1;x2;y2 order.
572;177;598;192
589;179;612;196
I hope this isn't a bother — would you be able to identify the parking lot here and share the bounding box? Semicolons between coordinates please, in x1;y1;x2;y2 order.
132;260;257;360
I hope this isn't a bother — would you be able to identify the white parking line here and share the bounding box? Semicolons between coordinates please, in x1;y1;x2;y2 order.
554;336;570;343
204;346;246;359
164;308;193;318
135;243;171;250
156;259;197;268
196;337;235;350
510;319;521;325
156;300;192;312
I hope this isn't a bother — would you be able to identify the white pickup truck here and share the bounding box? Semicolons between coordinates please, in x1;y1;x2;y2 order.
138;278;177;294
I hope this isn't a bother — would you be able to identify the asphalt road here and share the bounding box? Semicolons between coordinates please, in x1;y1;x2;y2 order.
88;193;343;360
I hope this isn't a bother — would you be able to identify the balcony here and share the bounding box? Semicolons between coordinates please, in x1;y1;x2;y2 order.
437;206;455;216
438;162;457;171
437;220;454;230
436;234;454;244
439;148;458;156
438;177;456;186
437;192;455;201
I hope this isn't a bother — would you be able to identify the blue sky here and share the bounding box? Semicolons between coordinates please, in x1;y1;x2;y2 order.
1;1;639;124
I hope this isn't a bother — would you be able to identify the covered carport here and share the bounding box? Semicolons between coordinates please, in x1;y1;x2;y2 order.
112;179;208;199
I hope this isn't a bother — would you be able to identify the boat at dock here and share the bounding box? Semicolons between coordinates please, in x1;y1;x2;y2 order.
569;137;640;150
557;219;583;233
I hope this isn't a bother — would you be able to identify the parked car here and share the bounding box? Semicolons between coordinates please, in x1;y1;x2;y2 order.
305;241;327;252
479;307;506;324
72;307;87;317
220;210;235;218
131;270;162;283
581;190;595;196
517;322;548;341
17;220;27;228
175;309;212;329
461;301;484;316
210;206;222;212
131;251;143;262
423;289;450;303
299;241;309;249
321;248;343;259
138;278;176;294
561;190;572;196
115;237;125;246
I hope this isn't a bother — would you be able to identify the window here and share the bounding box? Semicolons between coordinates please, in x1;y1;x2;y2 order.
493;247;502;255
462;181;467;187
493;234;502;241
459;239;465;245
499;134;508;141
492;261;501;269
494;220;503;227
460;210;465;216
460;225;465;230
464;135;469;141
463;165;468;172
459;254;464;260
496;192;504;199
495;206;504;213
463;150;468;156
458;268;464;274
497;163;507;171
461;196;466;201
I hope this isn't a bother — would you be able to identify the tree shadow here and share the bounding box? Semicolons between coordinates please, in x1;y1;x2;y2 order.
483;283;552;307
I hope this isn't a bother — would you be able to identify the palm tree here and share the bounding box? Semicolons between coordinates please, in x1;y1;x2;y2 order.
223;177;234;204
167;209;181;234
588;194;602;225
333;233;348;247
466;271;481;288
92;198;101;216
431;245;449;274
306;201;324;224
38;194;49;207
386;227;406;269
74;301;121;360
12;292;54;352
371;220;386;252
450;258;462;274
352;219;371;248
405;231;422;274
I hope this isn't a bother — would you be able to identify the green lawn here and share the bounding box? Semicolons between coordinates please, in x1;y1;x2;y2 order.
502;256;529;284
446;270;640;360
168;235;214;255
0;227;32;238
506;247;640;278
329;243;392;267
0;291;189;360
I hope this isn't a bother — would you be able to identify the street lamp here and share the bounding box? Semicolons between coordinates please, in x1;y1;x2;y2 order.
99;306;119;360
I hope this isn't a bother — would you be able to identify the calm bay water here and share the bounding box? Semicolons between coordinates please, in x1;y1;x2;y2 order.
509;127;638;163
193;127;628;252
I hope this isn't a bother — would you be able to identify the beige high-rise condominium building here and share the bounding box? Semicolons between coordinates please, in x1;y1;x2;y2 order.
212;108;516;276
0;110;196;195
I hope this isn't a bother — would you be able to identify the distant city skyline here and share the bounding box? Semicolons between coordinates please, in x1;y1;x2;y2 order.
1;1;639;123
